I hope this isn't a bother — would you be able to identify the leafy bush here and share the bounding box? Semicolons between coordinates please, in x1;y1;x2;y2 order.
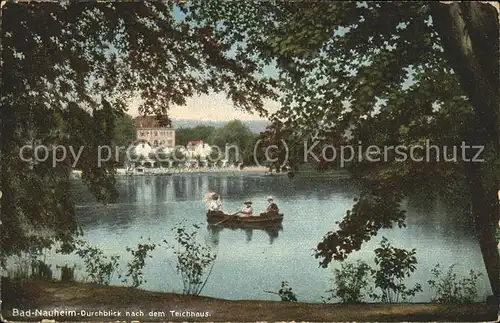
122;238;157;288
427;263;483;303
30;259;53;280
7;252;35;280
164;222;217;295
74;240;120;285
264;281;298;301
323;260;372;304
278;281;297;301
6;249;51;280
57;264;76;282
370;237;422;303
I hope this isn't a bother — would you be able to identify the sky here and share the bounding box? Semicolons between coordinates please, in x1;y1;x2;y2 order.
127;93;280;121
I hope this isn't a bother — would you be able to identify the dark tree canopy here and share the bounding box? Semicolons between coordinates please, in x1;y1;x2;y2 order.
1;0;498;300
175;125;216;146
178;1;499;297
208;120;255;163
1;1;276;258
113;113;137;148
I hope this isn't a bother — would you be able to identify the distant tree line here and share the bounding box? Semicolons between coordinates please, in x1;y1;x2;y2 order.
113;117;258;165
171;120;257;164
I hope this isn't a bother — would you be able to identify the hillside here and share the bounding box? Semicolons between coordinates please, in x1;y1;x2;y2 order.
171;119;269;133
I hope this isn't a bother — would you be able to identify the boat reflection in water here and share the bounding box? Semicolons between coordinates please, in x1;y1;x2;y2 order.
207;223;283;245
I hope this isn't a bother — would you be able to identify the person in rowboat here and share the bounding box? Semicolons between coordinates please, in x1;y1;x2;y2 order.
237;201;253;217
207;193;222;213
265;196;279;214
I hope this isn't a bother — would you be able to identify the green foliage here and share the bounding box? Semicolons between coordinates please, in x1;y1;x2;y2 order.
278;281;297;302
254;123;304;172
114;113;137;166
30;259;53;281
74;240;120;285
2;1;275;259
209;120;255;163
427;264;483;303
181;4;499;295
323;260;372;304
4;0;498;296
73;100;120;203
57;264;76;282
324;239;421;304
265;281;298;302
370;237;422;303
113;113;136;148
122;238;157;288
6;252;37;280
163;222;217;296
317;186;407;264
176;125;217;147
6;249;54;281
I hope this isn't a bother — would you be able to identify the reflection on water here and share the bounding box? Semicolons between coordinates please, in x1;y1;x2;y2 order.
207;224;283;246
65;173;490;303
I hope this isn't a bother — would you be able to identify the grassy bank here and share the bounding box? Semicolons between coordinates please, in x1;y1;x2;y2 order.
1;278;497;322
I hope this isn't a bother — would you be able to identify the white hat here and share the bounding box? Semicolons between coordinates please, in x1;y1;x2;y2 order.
267;196;273;200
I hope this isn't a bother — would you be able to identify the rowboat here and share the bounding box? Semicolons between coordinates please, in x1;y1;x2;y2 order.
206;211;283;227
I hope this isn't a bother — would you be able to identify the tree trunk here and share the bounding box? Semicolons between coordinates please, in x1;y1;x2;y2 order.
430;1;500;302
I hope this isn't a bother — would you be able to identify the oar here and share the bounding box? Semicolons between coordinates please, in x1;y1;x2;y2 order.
212;212;239;226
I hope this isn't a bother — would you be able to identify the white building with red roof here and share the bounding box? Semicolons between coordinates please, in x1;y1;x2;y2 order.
185;140;212;158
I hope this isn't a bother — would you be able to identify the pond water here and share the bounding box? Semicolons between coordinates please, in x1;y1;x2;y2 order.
45;173;490;303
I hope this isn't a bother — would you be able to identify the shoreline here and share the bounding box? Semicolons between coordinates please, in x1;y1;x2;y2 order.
71;167;352;178
2;278;496;322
